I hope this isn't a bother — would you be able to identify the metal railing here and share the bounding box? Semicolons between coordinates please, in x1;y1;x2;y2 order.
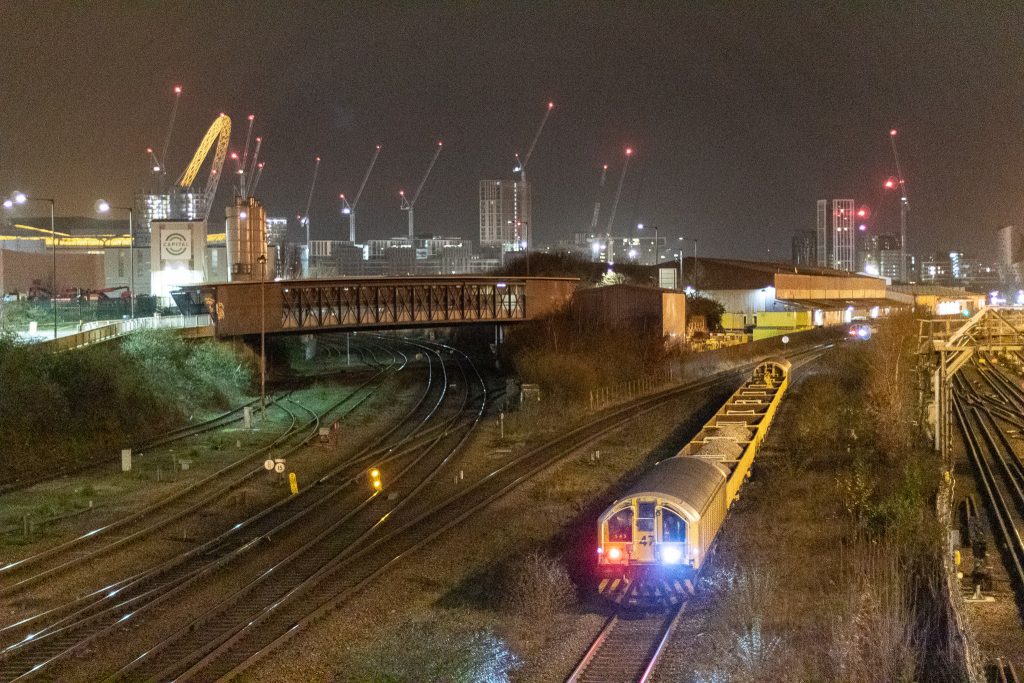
588;369;678;412
36;314;213;352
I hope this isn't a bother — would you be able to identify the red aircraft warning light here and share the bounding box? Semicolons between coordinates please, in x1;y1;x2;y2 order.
884;178;896;189
173;85;182;94
625;147;634;156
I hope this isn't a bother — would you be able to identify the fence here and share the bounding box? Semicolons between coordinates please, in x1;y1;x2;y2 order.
588;368;679;412
38;314;213;352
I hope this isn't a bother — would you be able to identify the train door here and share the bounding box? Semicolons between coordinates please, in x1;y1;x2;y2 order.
633;500;657;562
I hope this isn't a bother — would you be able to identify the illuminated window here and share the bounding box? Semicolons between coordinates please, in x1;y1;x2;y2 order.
608;509;633;542
637;501;656;533
662;508;686;542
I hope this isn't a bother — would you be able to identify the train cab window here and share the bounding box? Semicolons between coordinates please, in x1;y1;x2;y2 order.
608;509;633;542
637;502;656;533
662;509;686;542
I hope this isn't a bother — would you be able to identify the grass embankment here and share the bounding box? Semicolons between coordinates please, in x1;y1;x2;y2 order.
657;313;968;682
0;329;254;485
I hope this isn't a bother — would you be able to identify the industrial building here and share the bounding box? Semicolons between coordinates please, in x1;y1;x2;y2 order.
691;257;895;339
571;284;686;341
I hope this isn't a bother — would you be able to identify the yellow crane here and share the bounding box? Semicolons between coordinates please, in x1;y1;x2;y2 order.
176;113;232;220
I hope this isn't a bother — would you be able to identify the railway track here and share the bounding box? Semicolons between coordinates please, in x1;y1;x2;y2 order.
103;341;488;682
0;336;390;498
0;345;400;599
166;344;831;682
0;339;462;681
996;657;1023;683
954;359;1024;677
566;604;685;683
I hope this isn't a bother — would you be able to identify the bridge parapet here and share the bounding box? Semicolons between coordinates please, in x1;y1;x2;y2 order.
174;276;577;337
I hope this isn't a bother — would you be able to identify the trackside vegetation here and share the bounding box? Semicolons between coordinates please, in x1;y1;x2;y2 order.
0;330;254;485
669;313;969;682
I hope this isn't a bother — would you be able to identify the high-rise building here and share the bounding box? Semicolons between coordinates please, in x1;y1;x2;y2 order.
875;234;902;281
791;230;816;266
815;200;829;268
815;199;855;272
479;179;530;250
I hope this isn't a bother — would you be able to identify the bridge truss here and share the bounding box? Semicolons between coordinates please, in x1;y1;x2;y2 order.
279;280;527;330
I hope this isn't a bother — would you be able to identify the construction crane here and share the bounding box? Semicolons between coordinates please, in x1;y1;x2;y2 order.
237;114;255;197
250;161;266;196
589;163;609;233
155;85;183;191
340;144;382;243
513;101;554;185
604;146;634;236
400;141;443;239
887;128;909;282
301;155;322;254
176;112;231;221
241;135;264;199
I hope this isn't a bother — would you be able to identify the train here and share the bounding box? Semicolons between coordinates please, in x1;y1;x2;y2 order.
596;357;791;580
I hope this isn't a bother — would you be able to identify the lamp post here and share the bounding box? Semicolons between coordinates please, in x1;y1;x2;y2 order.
518;221;530;277
678;236;698;290
96;200;135;319
5;192;57;337
258;253;267;421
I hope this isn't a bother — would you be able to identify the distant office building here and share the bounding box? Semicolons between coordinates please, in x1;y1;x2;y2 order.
815;199;855;272
791;230;816;266
479;179;530;250
875;234;902;281
134;189;203;247
998;225;1024;289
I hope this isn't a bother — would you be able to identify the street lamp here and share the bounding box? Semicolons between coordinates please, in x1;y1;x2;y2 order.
96;200;135;319
5;192;57;337
258;253;267;421
678;236;698;290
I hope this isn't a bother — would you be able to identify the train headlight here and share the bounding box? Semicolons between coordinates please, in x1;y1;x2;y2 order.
608;547;622;561
661;546;683;564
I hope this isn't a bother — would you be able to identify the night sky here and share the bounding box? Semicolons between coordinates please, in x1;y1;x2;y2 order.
2;2;1023;261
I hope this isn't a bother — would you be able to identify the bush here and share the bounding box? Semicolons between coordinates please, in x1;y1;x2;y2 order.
0;331;253;484
500;551;575;622
121;330;254;409
344;621;520;682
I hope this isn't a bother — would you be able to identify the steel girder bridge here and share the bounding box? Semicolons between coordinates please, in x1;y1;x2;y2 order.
919;306;1024;457
173;276;577;338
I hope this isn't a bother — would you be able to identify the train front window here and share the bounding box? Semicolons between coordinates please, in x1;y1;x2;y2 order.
608;509;633;542
662;509;686;542
637;502;656;533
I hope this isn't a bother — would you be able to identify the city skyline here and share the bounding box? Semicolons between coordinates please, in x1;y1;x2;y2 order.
2;3;1023;261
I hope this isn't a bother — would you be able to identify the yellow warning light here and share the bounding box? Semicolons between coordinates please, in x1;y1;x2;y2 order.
373;480;382;490
370;469;380;479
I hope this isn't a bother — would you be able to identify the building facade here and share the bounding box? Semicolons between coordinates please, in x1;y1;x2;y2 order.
479;179;530;250
791;229;816;266
815;199;855;272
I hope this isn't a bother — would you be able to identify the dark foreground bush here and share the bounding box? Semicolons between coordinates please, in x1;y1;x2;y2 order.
342;621;520;683
500;551;575;622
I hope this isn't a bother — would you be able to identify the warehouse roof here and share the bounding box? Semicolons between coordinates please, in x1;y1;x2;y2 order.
687;257;881;290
